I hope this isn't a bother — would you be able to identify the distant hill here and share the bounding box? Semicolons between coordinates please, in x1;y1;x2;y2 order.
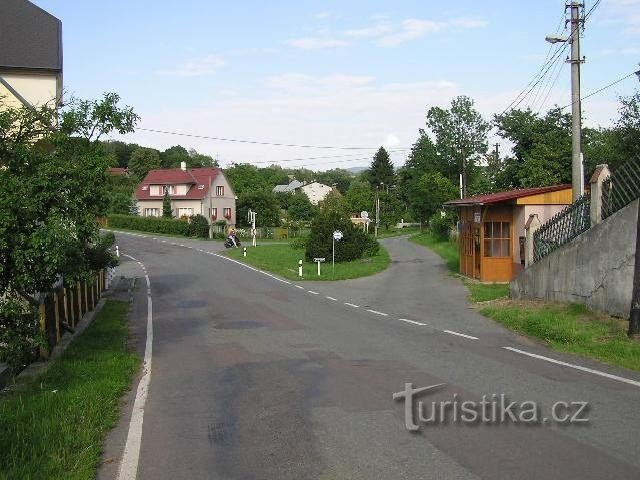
346;166;367;174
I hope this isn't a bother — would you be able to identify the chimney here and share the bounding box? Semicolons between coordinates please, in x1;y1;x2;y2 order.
180;161;187;171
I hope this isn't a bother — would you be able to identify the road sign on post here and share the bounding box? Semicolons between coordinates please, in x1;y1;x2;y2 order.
332;230;343;276
313;257;326;276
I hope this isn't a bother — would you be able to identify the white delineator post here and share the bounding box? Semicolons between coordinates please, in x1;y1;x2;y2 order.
298;259;303;277
116;245;120;258
243;247;247;257
524;214;542;268
589;164;611;227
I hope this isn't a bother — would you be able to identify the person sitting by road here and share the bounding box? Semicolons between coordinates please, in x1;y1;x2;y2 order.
228;228;239;248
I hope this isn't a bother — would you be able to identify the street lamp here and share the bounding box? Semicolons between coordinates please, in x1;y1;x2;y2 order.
544;34;568;44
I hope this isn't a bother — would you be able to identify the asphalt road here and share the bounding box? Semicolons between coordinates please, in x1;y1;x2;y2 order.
101;232;640;480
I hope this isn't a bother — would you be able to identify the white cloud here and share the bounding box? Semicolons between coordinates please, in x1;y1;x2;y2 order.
286;37;348;49
315;12;331;20
158;54;226;77
378;19;447;46
345;24;393;38
384;133;400;148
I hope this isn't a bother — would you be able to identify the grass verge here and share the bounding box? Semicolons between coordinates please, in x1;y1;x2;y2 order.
0;300;139;480
226;243;390;281
481;301;640;372
375;227;420;238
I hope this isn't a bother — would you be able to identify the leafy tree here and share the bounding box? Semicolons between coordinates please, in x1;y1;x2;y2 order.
105;173;137;214
128;147;161;180
187;148;218;168
408;172;459;223
344;178;374;215
318;189;348;214
316;168;354;194
612;90;640;167
493;108;571;188
305;210;374;262
224;163;270;196
378;190;404;231
160;145;189;168
0;93;137;364
236;190;280;227
367;146;395;189
102;140;139;168
162;190;173;218
187;214;209;238
288;192;316;221
426;95;489;194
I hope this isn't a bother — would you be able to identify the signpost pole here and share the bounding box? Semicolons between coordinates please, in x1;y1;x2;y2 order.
332;237;335;276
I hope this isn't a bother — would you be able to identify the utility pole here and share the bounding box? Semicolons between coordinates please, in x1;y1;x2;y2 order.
374;185;381;238
460;146;466;199
568;1;584;201
494;143;500;161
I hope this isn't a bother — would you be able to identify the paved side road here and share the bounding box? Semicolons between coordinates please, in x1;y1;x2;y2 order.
100;232;640;480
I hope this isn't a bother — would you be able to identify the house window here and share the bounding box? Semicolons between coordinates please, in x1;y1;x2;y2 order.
178;207;194;218
483;222;511;257
210;207;218;220
144;208;159;217
216;186;224;196
223;208;232;219
163;185;176;195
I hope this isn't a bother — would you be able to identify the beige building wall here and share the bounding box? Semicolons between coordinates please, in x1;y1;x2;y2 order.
302;182;332;205
0;71;60;108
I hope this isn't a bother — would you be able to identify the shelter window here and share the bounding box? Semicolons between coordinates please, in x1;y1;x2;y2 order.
484;222;510;257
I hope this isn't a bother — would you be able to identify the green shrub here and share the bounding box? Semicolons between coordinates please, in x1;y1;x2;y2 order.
429;213;455;241
107;214;190;236
363;235;380;257
290;235;308;250
305;210;373;262
187;214;209;238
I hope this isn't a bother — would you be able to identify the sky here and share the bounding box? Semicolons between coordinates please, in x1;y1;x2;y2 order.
32;0;640;170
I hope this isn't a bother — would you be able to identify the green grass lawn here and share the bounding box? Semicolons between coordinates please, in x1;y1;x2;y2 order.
0;300;139;480
226;244;390;281
481;301;640;372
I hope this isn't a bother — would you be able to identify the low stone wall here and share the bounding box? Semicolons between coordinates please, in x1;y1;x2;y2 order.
511;199;638;318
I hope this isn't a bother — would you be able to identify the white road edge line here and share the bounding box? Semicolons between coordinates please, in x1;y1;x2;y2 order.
326;296;338;301
443;330;478;340
118;256;154;480
345;302;360;308
398;318;427;326
295;285;305;289
367;309;389;316
308;291;319;295
503;346;640;388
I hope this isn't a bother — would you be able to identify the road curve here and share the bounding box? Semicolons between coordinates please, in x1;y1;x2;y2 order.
101;232;640;480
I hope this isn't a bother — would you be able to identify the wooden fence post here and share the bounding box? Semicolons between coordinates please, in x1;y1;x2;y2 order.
69;288;75;328
53;291;60;343
39;303;48;359
83;280;88;315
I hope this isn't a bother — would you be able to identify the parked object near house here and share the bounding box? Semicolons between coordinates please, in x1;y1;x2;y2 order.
445;185;573;282
0;0;63;109
273;179;334;205
135;163;236;227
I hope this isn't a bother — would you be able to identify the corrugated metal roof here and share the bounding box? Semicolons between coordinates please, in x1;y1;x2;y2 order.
444;184;572;207
0;0;62;72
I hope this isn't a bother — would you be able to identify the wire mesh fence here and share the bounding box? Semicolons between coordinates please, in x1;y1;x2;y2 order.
602;157;640;220
533;192;591;263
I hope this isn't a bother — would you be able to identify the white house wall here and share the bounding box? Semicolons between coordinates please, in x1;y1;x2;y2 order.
0;71;60;108
302;183;333;205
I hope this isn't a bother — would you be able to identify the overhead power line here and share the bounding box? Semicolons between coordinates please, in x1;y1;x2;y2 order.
559;70;640;110
136;127;410;151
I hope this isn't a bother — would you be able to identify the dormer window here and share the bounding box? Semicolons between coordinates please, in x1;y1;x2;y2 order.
163;185;176;195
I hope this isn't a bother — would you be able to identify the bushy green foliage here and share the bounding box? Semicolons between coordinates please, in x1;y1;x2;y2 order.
162;191;173;218
107;214;190;235
236;190;280;227
288;192;316;221
187;214;210;238
429;212;455;241
305;210;375;262
0;299;45;371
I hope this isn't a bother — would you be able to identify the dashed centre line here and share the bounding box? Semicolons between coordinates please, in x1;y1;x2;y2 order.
326;296;338;301
308;290;319;295
443;330;478;340
398;318;427;326
366;309;389;317
344;302;360;308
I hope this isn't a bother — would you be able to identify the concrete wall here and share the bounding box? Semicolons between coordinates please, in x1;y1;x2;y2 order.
511;199;638;318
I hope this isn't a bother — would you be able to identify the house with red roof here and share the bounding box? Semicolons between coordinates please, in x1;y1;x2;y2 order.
445;185;573;282
134;162;236;226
